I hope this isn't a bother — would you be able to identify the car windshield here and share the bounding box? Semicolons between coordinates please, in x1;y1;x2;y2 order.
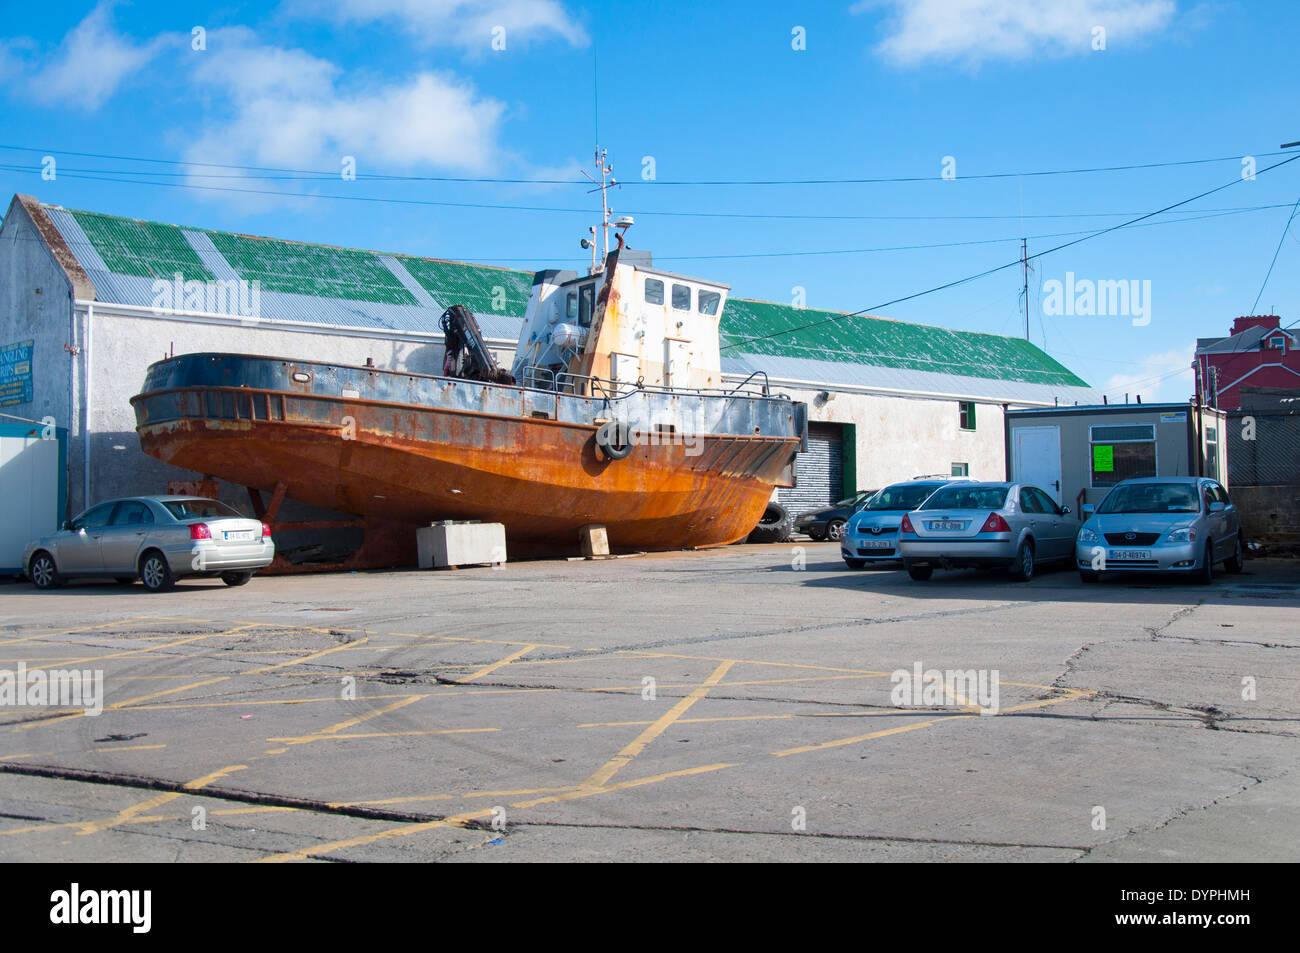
919;486;1009;511
864;484;942;511
1098;483;1201;514
162;499;244;520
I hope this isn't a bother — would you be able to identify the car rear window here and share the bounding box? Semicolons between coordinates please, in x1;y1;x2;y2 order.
162;499;244;520
920;486;1009;511
1098;483;1200;514
864;484;943;511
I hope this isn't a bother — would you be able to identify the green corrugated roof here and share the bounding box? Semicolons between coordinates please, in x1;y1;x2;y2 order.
719;297;1089;387
71;210;214;283
400;256;532;317
207;231;417;306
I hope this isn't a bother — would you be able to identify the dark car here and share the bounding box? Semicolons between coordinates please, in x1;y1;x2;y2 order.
793;490;877;542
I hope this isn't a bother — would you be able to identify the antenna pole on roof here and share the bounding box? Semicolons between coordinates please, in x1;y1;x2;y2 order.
1020;238;1031;340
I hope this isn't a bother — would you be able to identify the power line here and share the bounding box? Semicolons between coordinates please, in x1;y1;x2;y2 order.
1249;194;1300;314
722;153;1300;350
0;142;1287;187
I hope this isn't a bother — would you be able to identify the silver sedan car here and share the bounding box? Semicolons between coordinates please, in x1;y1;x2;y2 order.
840;479;958;568
1074;477;1243;584
898;482;1079;582
24;496;275;592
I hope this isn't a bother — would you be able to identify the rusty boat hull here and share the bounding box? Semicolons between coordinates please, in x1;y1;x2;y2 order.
132;354;805;551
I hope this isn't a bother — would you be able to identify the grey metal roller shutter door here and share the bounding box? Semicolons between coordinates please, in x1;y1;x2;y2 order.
778;423;843;515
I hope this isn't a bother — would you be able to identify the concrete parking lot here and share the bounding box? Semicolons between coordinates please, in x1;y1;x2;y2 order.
0;544;1296;862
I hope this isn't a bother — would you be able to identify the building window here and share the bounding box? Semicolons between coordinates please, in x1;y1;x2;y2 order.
644;278;664;306
951;463;969;477
1089;423;1156;487
671;283;691;311
959;402;976;431
1205;425;1218;479
1266;336;1286;352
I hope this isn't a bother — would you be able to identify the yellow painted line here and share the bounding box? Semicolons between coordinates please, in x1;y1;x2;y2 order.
75;791;181;836
332;785;577;809
457;645;537;683
88;743;166;752
387;632;573;650
771;717;952;757
267;727;498;745
577;710;905;729
577;660;734;791
0;752;48;761
313;695;422;737
510;762;740;810
255;807;498;863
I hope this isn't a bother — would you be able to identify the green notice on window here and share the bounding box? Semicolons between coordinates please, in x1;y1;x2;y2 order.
1093;444;1114;472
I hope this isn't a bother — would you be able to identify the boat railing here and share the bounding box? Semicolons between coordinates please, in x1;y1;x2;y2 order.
519;365;783;403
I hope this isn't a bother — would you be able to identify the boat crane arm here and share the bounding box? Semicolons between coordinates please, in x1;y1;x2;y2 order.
439;305;514;385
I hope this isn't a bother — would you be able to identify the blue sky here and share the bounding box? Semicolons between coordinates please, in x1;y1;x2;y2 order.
2;0;1299;401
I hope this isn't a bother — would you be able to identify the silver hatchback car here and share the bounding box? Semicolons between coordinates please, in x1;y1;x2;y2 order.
898;482;1079;582
24;496;275;592
1074;477;1243;584
840;479;960;568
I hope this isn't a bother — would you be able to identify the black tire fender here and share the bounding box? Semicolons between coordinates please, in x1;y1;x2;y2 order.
595;420;633;461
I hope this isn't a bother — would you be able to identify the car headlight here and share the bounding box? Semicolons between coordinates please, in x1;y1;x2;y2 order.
1166;527;1196;542
1077;527;1098;543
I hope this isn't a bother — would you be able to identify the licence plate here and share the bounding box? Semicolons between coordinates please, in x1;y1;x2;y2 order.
1109;549;1151;560
860;539;892;549
224;530;255;542
926;521;967;532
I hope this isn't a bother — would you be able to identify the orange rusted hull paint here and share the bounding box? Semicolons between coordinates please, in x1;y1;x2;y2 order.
137;411;797;551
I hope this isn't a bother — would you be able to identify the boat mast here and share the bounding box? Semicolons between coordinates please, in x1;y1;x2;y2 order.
582;148;616;275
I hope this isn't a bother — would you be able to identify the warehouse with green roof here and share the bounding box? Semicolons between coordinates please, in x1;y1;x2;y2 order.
0;192;1098;557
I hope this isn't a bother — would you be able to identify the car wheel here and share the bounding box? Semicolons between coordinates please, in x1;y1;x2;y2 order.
221;571;253;587
28;552;61;590
1079;570;1100;584
139;551;175;593
807;529;827;542
826;519;846;542
1195;542;1214;586
844;558;866;569
1009;540;1035;582
1225;534;1245;574
906;564;933;581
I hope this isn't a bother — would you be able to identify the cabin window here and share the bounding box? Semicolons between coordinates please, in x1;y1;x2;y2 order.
671;283;691;311
645;278;664;305
1089;423;1156;487
566;292;578;321
698;290;721;315
578;283;595;327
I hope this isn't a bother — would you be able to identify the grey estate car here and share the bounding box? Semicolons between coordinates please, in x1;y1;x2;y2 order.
23;496;275;592
898;481;1079;582
1074;477;1243;584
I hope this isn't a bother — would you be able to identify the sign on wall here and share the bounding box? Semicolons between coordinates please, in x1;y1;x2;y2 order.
1092;444;1114;472
0;340;34;407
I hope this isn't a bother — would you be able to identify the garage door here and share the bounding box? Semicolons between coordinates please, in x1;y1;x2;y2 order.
778;423;843;516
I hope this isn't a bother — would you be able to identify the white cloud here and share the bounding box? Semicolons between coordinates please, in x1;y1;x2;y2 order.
856;0;1176;67
180;28;508;200
1103;346;1193;403
30;1;175;108
286;0;587;51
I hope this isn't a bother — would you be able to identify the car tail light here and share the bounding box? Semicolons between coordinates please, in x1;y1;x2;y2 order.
900;515;915;533
261;522;272;538
190;522;212;540
981;513;1010;533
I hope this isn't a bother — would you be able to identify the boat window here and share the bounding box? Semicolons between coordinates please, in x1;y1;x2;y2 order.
671;284;691;311
698;290;721;315
578;284;595;327
645;278;664;305
566;292;578;321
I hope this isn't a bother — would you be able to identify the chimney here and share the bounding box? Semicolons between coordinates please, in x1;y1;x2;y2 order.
1232;315;1280;335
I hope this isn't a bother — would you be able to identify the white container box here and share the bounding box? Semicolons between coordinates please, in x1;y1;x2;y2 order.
417;522;506;569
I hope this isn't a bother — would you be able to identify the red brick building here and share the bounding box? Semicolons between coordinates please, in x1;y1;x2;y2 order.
1195;315;1299;410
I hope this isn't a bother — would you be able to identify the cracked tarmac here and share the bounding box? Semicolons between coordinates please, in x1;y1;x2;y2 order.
0;545;1296;862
